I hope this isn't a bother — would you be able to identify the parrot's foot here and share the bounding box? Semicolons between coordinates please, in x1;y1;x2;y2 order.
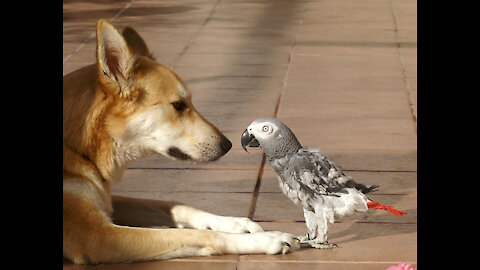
309;241;338;249
297;238;338;249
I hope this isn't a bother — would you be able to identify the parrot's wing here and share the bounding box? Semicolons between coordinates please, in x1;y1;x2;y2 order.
290;148;378;195
285;148;345;196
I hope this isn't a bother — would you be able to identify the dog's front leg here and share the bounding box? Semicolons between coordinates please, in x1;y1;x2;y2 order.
68;196;298;264
112;196;263;233
171;204;264;233
66;222;298;264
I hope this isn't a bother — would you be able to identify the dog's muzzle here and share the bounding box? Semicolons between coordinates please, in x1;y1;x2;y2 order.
168;135;231;162
241;129;260;152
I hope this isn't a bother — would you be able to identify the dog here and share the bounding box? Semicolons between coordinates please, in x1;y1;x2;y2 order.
63;20;299;264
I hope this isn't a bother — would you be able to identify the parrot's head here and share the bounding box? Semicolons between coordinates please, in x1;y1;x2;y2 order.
241;118;302;159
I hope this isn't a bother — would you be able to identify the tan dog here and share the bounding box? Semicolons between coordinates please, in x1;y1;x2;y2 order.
63;20;299;264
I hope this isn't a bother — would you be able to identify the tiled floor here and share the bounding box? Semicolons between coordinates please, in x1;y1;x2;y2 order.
63;0;417;269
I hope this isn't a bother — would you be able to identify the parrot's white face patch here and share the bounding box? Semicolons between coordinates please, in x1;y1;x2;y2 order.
247;121;278;140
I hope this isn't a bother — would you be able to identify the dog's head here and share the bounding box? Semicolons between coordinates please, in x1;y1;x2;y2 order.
96;20;231;162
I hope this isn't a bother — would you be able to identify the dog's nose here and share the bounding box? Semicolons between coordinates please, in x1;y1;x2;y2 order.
220;135;232;154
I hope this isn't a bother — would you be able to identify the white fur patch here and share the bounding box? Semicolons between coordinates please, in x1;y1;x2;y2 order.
120;108;175;157
171;205;263;233
179;82;188;97
247;121;278;140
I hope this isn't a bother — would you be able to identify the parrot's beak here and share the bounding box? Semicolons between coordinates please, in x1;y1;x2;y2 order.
241;129;260;152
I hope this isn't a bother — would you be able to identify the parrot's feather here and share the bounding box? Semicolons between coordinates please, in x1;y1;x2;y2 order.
367;200;407;216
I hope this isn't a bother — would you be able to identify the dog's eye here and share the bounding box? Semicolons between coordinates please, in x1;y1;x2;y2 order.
171;101;187;112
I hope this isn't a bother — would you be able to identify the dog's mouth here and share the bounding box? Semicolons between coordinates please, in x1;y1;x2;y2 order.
168;147;192;161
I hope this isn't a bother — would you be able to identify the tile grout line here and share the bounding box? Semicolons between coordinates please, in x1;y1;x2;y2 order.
172;0;222;69
387;0;417;133
247;154;267;219
247;0;308;220
63;0;135;64
276;0;307;118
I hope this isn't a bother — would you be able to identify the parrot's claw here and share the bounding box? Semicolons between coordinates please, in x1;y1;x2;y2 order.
296;234;309;242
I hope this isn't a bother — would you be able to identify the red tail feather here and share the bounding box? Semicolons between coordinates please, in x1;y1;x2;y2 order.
367;200;406;216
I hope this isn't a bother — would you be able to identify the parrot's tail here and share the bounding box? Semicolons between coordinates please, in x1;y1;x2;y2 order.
367;199;407;216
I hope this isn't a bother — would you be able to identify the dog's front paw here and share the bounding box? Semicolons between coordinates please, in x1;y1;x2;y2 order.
221;230;300;255
209;216;264;233
255;231;300;254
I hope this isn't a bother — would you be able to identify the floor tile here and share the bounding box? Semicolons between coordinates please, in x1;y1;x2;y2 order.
111;191;253;218
63;260;237;270
113;169;259;193
243;222;417;263
237;262;416;270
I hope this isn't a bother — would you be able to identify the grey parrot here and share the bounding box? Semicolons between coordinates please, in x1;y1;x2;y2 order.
241;118;406;249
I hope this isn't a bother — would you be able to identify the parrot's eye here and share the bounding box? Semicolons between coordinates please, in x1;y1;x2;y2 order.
262;125;269;132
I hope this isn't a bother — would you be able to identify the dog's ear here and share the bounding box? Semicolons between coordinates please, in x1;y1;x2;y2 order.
96;19;135;95
122;27;155;60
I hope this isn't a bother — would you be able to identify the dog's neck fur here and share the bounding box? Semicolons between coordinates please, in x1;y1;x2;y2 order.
63;65;149;183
